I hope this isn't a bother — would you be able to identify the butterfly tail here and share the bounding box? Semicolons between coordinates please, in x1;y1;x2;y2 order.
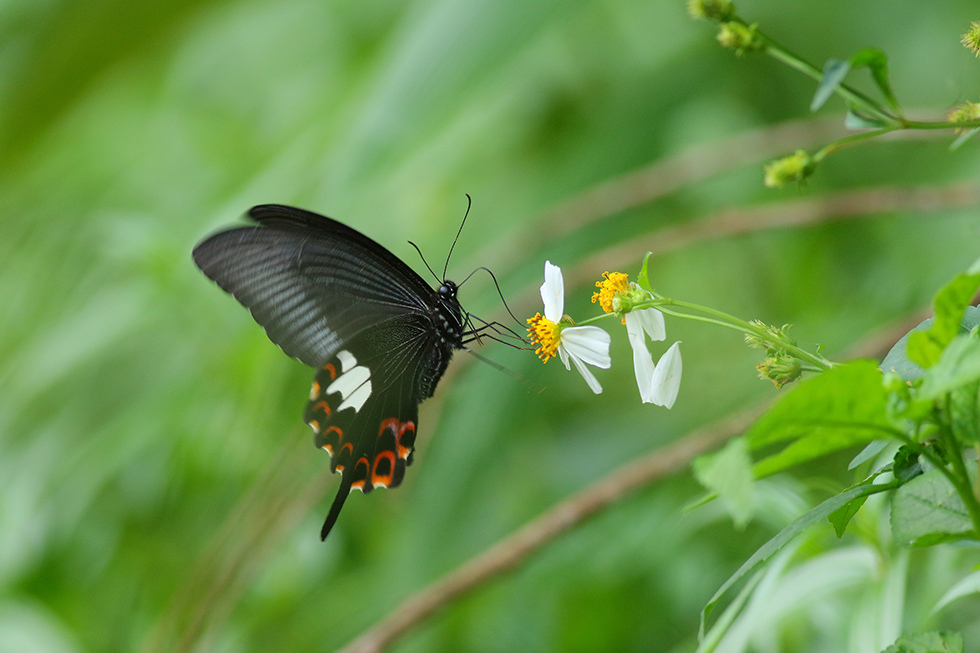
321;474;354;540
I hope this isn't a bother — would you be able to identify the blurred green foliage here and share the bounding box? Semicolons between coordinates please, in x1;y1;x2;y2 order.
2;0;980;651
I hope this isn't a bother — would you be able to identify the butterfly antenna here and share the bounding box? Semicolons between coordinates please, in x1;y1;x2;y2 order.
443;194;472;280
458;266;525;329
408;240;440;285
462;346;543;394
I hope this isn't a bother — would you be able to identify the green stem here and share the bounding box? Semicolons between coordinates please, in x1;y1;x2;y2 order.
936;402;980;535
738;20;898;124
647;298;835;371
814;120;980;161
814;128;896;160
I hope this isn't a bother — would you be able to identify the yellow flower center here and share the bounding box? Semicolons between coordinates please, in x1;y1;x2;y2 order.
591;271;630;314
526;312;561;363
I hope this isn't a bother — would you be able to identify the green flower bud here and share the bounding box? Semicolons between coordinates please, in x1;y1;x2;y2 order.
763;150;816;188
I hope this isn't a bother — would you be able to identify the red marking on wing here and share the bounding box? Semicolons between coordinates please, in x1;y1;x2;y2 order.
322;363;337;381
371;450;397;488
379;418;417;460
350;457;371;492
313;400;331;416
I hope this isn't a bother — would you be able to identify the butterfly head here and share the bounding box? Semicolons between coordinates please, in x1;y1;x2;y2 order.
437;280;458;300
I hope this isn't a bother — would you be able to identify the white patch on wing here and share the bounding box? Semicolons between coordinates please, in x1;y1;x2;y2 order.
327;350;372;413
337;349;357;373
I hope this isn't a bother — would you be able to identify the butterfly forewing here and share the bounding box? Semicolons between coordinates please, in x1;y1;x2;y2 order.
193;204;465;540
192;205;435;367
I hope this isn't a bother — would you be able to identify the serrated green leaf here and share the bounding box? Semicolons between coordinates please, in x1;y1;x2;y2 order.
890;468;975;547
746;361;891;477
892;445;924;482
700;480;895;637
949;380;980;446
850;47;900;113
907;270;980;368
882;307;980;382
811;58;851;112
693;437;754;529
880;630;964;653
918;335;980;401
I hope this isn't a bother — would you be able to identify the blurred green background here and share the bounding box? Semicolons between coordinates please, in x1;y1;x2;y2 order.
3;0;980;651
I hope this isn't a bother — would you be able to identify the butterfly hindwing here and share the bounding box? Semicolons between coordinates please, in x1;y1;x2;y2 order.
304;339;423;539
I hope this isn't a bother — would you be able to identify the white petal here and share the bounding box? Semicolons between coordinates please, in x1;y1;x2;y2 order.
626;308;666;342
628;329;656;403
651;342;682;408
568;351;603;394
541;261;564;322
560;326;611;369
558;343;571;370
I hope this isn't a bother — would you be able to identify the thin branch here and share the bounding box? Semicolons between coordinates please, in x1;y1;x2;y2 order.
566;181;980;289
474;115;948;274
336;405;763;653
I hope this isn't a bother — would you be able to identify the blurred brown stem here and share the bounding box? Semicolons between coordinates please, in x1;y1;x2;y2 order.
337;405;762;653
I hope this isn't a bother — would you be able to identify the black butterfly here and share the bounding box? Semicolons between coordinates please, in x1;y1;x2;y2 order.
193;204;476;540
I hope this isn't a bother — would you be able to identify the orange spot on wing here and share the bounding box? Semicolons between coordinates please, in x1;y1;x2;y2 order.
379;418;417;460
323;363;337;380
371;450;397;488
351;457;370;492
314;400;331;416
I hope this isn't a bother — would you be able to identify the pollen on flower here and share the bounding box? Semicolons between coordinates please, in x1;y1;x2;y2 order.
526;312;561;363
948;100;980;134
591;271;630;314
962;21;980;57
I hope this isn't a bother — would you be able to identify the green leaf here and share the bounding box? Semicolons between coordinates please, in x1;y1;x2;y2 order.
880;631;964;653
636;251;653;292
890;468;975;546
747;361;891;477
693;437;754;529
848;439;889;470
918;335;980;401
931;570;980;615
700;480;894;637
882;306;980;382
828;469;890;537
811;58;851;112
892;444;924;482
907;268;980;368
949;380;980;446
850;48;900;112
951;127;980;150
844;108;887;129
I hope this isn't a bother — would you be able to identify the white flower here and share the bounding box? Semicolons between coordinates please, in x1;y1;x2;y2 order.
650;341;682;408
629;316;682;408
597;277;680;408
527;261;611;394
625;301;666;402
